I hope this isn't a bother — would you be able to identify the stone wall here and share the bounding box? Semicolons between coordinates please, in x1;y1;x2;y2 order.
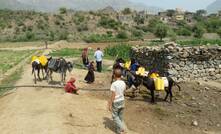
131;43;221;82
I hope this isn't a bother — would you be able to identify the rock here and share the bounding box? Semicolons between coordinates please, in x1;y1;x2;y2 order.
205;87;210;90
217;124;220;127
192;120;198;126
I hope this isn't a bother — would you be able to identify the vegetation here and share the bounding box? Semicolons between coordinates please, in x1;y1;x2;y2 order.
98;16;121;30
154;23;168;41
0;68;23;95
104;44;131;60
0;50;34;73
176;39;221;46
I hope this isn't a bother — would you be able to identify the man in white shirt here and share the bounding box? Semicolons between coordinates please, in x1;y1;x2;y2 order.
109;69;126;134
94;47;104;72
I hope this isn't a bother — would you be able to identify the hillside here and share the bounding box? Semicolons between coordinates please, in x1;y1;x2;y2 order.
207;0;221;13
0;0;162;13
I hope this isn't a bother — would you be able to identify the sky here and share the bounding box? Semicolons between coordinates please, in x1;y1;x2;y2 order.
130;0;216;11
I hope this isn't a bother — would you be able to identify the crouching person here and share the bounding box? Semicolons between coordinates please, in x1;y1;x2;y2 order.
64;77;79;95
108;69;126;134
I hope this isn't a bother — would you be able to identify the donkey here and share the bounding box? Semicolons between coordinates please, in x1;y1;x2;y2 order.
47;58;73;85
32;60;48;84
126;72;181;103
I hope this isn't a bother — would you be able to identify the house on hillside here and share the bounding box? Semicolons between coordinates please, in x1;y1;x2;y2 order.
174;8;185;21
158;11;171;23
117;13;135;26
184;11;195;23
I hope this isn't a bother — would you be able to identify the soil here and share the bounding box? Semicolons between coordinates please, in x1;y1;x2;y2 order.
0;42;220;134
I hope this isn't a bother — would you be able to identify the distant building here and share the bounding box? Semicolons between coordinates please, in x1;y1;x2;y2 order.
174;8;185;21
117;14;133;25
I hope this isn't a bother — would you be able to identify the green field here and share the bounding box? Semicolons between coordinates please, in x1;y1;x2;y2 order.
0;50;35;73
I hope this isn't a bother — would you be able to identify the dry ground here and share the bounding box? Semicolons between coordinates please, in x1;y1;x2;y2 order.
0;42;220;134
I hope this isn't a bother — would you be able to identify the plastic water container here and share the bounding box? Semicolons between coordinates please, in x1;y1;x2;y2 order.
154;78;165;91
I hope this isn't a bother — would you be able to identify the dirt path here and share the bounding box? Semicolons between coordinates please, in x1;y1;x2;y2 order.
0;58;137;134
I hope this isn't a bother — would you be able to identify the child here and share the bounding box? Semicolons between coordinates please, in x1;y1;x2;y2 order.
84;61;95;84
64;77;79;95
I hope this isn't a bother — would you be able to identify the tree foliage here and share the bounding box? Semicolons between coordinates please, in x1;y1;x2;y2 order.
154;23;168;41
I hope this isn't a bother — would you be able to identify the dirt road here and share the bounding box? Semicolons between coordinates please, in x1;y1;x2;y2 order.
0;59;138;134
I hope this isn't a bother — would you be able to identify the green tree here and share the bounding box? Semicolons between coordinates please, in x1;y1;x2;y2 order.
193;25;205;38
59;7;67;14
154;23;168;41
148;18;162;32
134;15;144;25
122;8;132;14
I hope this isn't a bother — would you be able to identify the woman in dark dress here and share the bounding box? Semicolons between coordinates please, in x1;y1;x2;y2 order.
82;48;89;66
84;61;95;83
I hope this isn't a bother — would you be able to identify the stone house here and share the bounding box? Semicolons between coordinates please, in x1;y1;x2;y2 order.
158;11;171;23
117;13;135;26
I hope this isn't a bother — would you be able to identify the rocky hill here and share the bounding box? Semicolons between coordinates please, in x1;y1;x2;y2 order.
207;0;221;13
0;0;162;13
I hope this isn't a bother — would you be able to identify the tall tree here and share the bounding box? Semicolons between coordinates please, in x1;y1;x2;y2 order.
154;23;168;41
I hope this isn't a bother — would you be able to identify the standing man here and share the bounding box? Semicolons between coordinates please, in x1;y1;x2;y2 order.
94;47;104;72
108;69;126;134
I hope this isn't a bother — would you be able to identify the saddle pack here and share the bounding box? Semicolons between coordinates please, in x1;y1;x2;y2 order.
48;59;61;71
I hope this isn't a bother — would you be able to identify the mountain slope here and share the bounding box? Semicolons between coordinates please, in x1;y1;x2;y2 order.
207;0;221;14
2;0;161;13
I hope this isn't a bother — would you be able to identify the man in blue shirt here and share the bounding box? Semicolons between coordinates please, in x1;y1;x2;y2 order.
94;47;104;72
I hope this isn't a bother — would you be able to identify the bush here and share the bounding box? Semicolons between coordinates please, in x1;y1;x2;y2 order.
117;31;128;39
193;25;205;38
132;29;143;38
176;27;192;36
98;16;121;30
59;7;67;14
104;44;131;59
122;8;132;15
25;31;35;41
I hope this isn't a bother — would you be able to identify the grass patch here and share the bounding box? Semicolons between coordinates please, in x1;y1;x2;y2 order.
0;50;35;73
0;41;48;48
104;44;132;60
0;68;23;95
176;39;221;46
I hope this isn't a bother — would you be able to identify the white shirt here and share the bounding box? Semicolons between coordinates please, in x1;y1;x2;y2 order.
110;80;126;102
94;50;104;62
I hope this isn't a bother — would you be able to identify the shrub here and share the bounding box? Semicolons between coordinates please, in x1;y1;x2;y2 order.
98;16;121;30
77;24;88;32
59;7;67;14
132;29;143;38
117;31;128;39
25;31;35;41
193;25;205;38
176;27;192;36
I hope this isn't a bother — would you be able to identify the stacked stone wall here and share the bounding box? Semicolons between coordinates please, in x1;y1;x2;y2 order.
131;43;221;81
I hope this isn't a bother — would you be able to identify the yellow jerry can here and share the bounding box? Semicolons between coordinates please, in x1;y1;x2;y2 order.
39;55;48;66
124;61;131;70
31;56;38;63
150;73;159;79
136;67;145;76
154;78;165;91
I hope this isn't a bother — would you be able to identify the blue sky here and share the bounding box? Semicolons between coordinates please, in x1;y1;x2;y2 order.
130;0;216;11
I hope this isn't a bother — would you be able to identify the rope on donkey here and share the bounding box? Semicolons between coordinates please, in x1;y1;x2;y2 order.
0;85;110;92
